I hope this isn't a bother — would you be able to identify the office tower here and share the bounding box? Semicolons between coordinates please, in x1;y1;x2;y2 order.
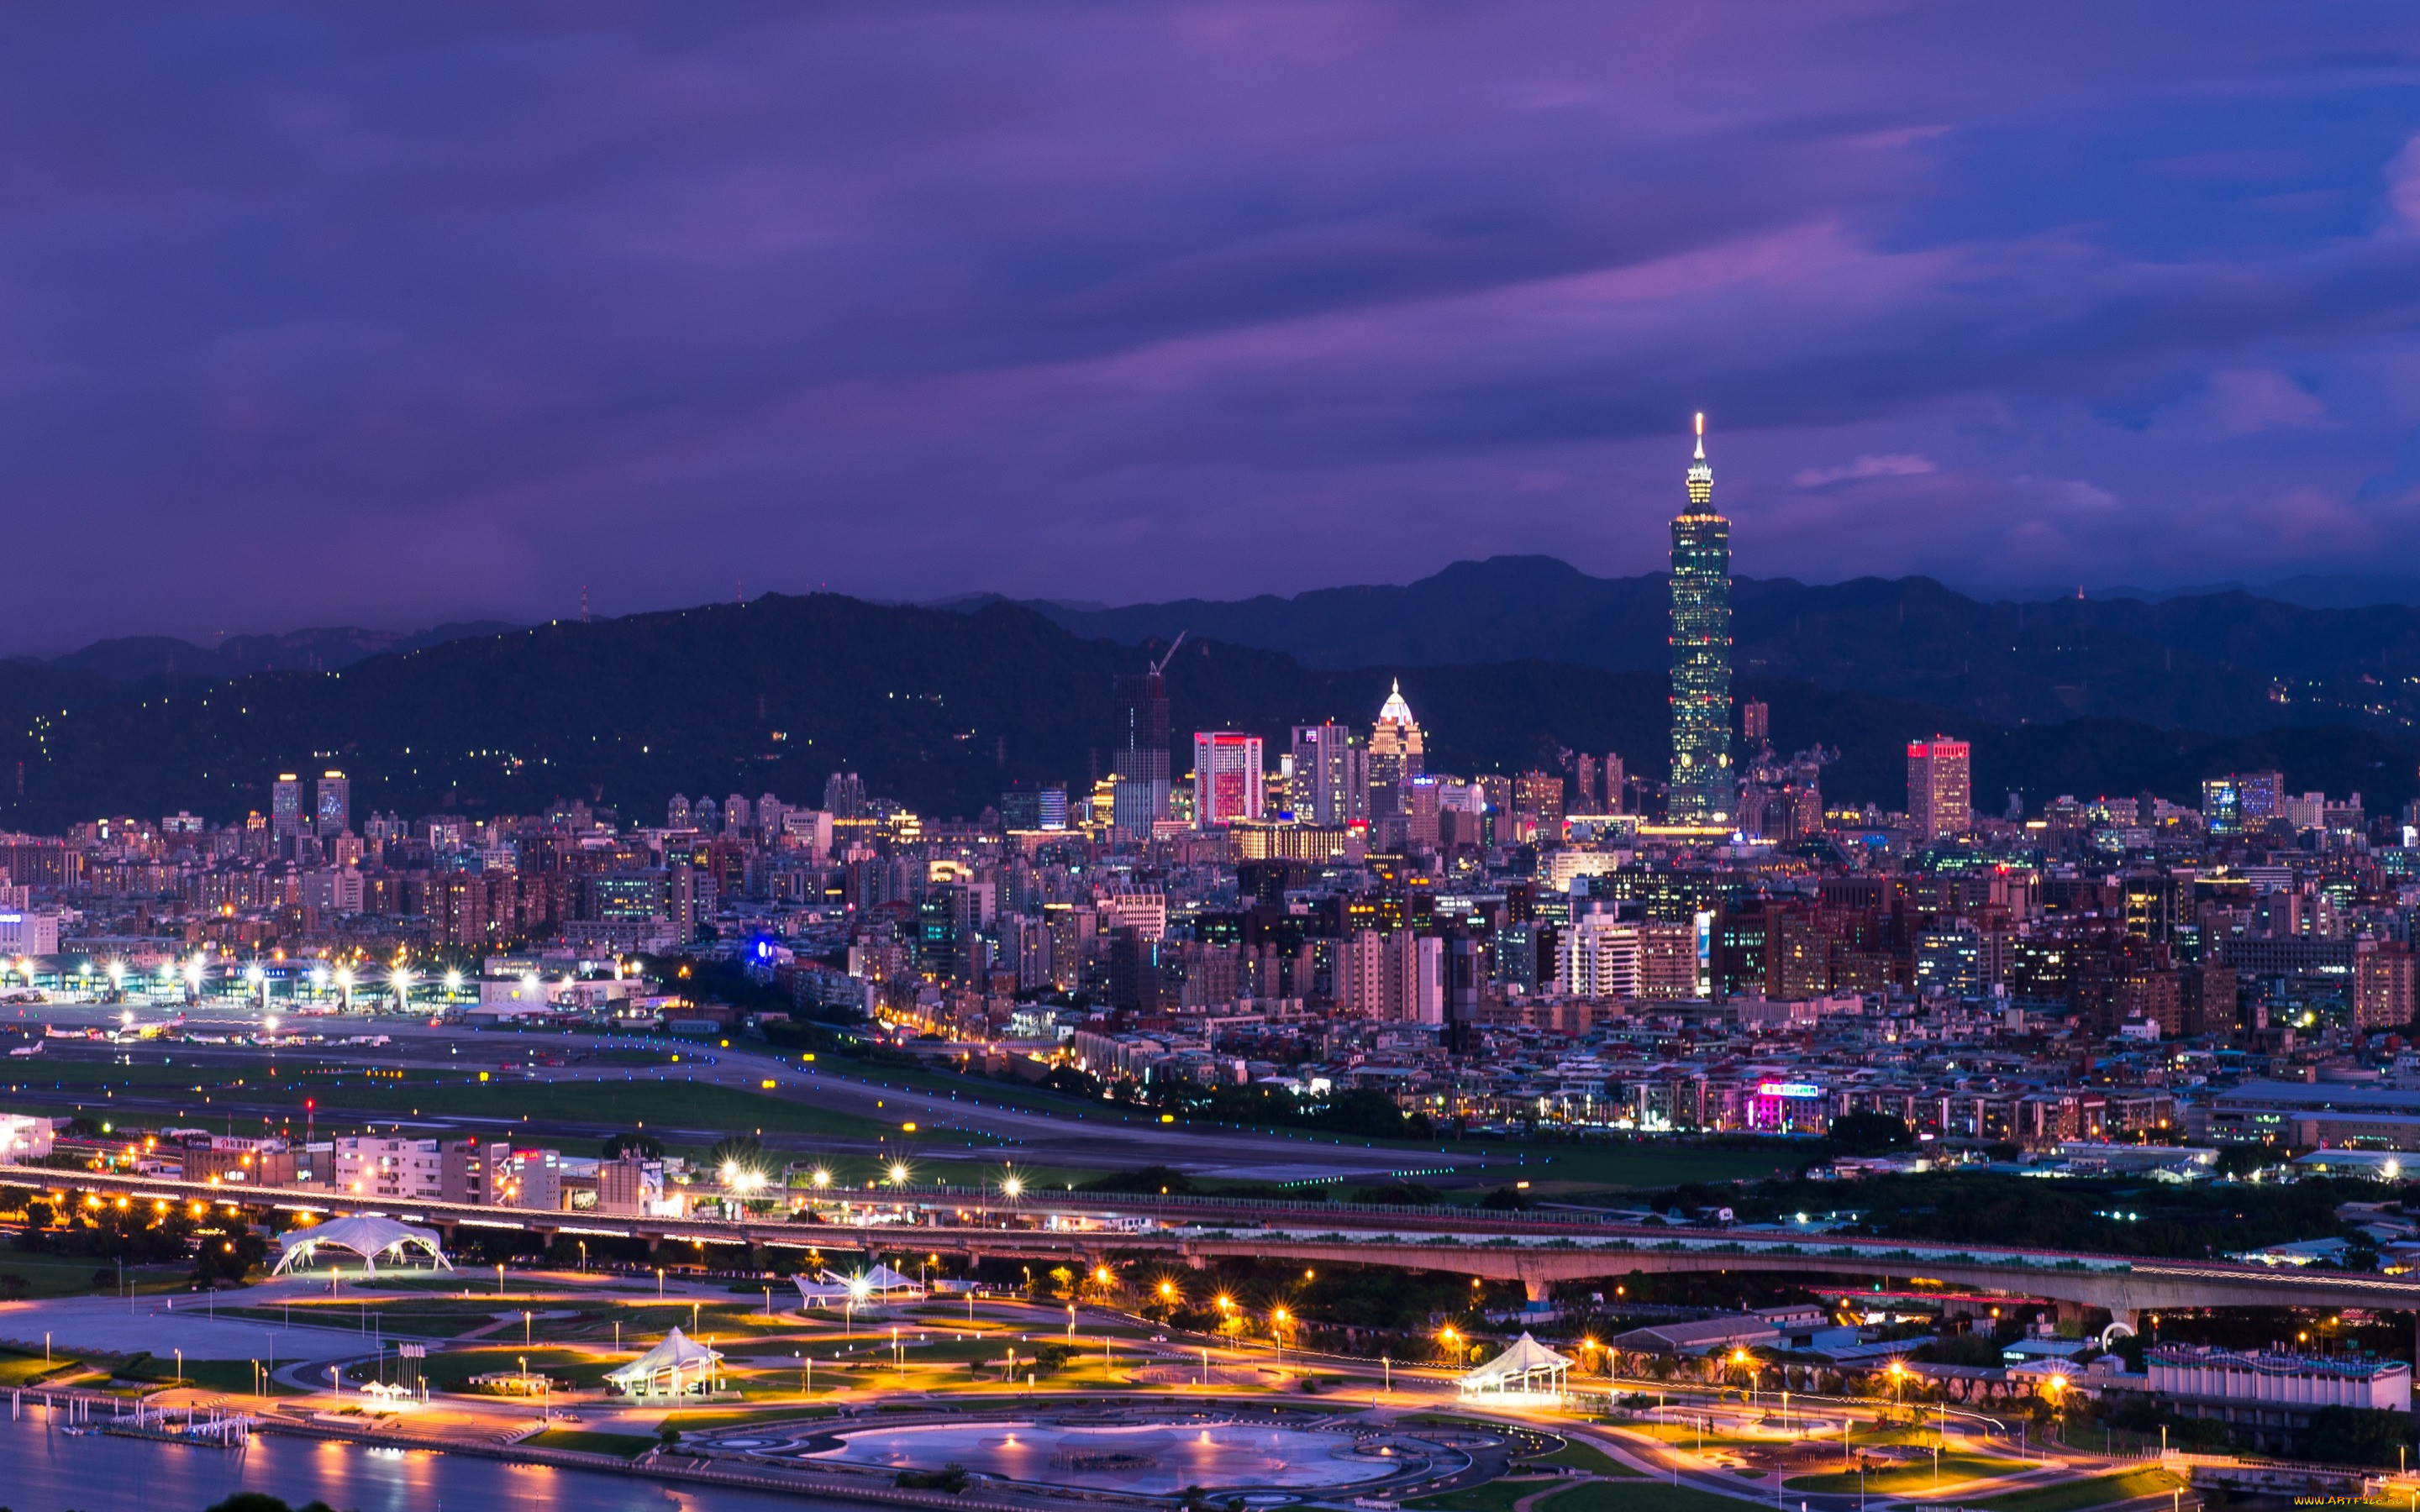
1036;786;1069;831
1367;680;1424;818
1668;413;1733;824
1192;732;1265;828
1573;754;1599;814
2203;769;2285;837
1405;776;1442;853
1907;734;1973;841
1512;769;1565;825
1113;665;1172;833
1602;753;1627;814
822;771;866;819
1289;722;1369;826
315;771;350;836
272;774;306;841
1742;700;1769;747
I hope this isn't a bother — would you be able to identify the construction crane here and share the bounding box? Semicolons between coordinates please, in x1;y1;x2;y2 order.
1148;629;1187;677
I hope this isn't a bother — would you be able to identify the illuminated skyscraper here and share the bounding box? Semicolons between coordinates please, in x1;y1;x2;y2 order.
1367;680;1424;818
271;773;305;841
1668;414;1733;824
1192;732;1265;828
315;770;350;836
1906;735;1972;842
1289;722;1368;825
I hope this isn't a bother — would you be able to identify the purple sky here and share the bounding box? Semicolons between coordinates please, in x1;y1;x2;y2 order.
6;3;2420;646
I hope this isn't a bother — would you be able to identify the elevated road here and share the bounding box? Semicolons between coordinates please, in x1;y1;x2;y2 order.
11;1165;2415;1323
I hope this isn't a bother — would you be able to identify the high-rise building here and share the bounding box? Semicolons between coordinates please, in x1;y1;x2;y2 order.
271;774;306;841
2202;770;2285;837
1192;732;1265;828
1367;680;1423;818
315;771;350;837
1113;667;1172;833
1907;735;1973;842
1742;700;1769;746
1512;769;1565;826
2357;942;2415;1029
1668;414;1733;824
1289;723;1369;826
822;771;866;819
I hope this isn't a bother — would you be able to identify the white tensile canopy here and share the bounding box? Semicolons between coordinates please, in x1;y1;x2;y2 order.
606;1326;723;1397
1459;1332;1573;1399
271;1215;452;1275
794;1264;925;1308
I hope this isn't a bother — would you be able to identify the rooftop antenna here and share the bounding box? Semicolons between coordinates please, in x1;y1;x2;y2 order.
1148;629;1188;678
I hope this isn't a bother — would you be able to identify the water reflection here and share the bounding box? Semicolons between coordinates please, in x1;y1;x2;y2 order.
806;1420;1401;1494
0;1411;833;1512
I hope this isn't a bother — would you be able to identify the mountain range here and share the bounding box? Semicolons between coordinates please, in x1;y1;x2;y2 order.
991;556;2420;737
0;582;2410;834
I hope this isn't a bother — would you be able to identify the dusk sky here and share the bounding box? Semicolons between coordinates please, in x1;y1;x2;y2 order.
8;3;2420;647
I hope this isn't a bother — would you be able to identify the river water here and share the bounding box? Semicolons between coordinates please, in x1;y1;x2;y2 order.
0;1410;844;1512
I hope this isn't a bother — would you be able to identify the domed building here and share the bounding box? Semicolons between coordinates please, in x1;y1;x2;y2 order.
1368;680;1424;818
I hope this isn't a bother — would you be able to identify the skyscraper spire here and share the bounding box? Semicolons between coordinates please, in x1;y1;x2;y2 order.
1686;412;1714;509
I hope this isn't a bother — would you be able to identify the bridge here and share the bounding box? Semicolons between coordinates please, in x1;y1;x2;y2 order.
11;1164;2412;1326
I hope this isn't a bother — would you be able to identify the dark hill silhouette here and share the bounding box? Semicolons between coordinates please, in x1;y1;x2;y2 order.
0;592;2406;832
1007;555;2420;735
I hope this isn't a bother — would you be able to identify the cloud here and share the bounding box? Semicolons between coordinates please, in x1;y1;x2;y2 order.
1791;454;1939;488
0;3;2417;641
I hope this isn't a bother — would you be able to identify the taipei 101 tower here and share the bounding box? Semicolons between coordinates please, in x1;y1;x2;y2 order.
1667;413;1733;824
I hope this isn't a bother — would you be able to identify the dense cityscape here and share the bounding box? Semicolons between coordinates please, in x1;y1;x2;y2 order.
0;423;2412;1509
11;5;2420;1509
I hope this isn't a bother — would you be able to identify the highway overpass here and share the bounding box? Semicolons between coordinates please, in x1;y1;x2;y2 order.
8;1164;2415;1326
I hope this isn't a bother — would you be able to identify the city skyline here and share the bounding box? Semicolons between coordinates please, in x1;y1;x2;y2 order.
3;7;2420;645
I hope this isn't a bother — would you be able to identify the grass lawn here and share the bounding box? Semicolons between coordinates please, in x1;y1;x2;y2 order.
0;1244;187;1299
0;1350;84;1387
1407;1475;1564;1512
271;1076;923;1142
1542;1482;1764;1512
1785;1452;2030;1494
160;1357;308;1396
1527;1437;1639;1477
527;1428;659;1457
422;1347;623;1393
1969;1468;2186;1512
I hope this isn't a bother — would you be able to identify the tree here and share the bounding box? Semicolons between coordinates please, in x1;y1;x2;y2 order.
704;1135;766;1184
2306;1405;2412;1467
192;1230;268;1289
1827;1113;1912;1152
